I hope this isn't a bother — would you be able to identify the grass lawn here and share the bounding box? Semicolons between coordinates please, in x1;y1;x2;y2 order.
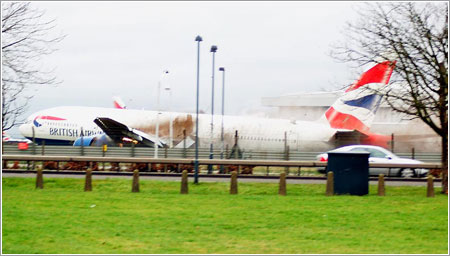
2;177;448;254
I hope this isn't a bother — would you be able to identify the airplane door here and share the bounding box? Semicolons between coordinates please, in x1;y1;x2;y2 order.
288;130;298;151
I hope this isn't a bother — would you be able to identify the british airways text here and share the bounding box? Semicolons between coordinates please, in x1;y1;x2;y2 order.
49;128;101;137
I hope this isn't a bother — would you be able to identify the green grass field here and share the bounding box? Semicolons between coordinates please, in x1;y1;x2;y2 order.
2;177;448;254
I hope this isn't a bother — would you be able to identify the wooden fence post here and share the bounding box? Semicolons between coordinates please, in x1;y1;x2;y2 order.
36;167;43;189
132;169;140;193
377;174;385;196
84;168;92;191
180;170;189;194
230;171;238;194
278;172;286;196
325;171;334;196
427;175;435;197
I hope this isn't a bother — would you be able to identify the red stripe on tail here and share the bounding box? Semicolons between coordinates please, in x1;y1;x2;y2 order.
114;101;124;109
345;61;396;92
325;107;370;133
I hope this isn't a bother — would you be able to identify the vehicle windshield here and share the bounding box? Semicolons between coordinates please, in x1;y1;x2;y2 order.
349;147;393;158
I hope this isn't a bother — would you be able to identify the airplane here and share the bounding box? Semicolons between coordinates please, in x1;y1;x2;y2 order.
2;131;32;145
19;61;396;152
112;96;126;109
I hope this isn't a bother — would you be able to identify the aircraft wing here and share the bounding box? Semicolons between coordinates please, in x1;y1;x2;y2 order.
94;117;165;147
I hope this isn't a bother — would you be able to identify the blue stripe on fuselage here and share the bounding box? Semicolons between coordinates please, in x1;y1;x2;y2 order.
343;94;382;112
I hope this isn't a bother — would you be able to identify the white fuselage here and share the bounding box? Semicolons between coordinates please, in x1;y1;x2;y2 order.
19;106;337;151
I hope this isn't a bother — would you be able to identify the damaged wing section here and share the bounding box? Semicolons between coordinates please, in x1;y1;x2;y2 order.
94;117;166;147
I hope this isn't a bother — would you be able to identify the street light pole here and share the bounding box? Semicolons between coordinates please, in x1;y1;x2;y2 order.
168;88;173;148
208;45;218;174
155;70;169;158
194;35;202;184
164;81;173;148
219;67;225;173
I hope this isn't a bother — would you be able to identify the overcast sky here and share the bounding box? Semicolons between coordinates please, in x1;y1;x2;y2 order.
10;1;363;136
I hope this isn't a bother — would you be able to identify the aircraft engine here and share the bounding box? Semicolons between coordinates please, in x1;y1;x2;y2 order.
73;134;114;146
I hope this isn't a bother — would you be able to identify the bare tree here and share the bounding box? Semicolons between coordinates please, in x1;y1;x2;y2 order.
2;2;64;131
332;2;448;193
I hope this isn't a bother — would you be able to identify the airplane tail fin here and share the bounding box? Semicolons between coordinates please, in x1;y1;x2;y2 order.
113;96;127;109
2;131;10;141
323;61;396;133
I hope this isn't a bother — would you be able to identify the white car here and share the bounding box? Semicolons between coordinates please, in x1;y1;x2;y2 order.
316;145;428;177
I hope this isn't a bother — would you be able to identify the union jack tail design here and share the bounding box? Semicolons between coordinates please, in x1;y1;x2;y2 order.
325;61;396;133
113;96;127;109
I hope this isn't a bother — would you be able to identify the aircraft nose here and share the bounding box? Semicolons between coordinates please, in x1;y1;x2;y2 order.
19;123;33;137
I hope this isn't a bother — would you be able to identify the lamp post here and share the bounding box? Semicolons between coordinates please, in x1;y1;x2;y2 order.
219;67;225;173
155;70;169;158
208;45;218;174
164;81;173;148
194;35;202;184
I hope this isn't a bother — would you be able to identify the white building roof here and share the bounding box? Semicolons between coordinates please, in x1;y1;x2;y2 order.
261;91;343;107
261;91;392;107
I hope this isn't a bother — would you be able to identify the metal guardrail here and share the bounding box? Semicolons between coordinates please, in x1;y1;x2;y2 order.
1;144;442;162
2;154;442;170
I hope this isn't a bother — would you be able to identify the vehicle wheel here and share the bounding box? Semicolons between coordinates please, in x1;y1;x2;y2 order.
400;168;416;178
